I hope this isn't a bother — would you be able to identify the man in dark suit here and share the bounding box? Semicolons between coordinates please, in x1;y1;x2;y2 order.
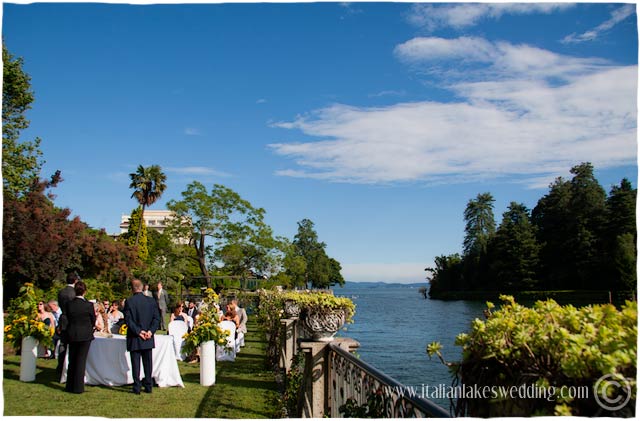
186;301;199;321
124;279;161;394
56;272;79;378
65;281;96;394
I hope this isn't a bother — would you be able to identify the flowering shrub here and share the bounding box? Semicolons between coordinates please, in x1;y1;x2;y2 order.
428;295;637;416
4;283;54;351
182;288;229;355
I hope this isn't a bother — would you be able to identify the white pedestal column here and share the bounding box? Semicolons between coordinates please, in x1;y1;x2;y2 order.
20;336;38;382
199;340;216;386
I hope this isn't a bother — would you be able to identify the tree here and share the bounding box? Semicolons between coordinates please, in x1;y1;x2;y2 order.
487;202;540;290
426;254;464;297
531;177;573;289
120;207;149;261
292;219;345;288
605;179;637;291
3;172;138;301
129;164;167;246
2;42;43;199
532;163;609;290
462;192;496;289
166;182;265;289
217;223;281;286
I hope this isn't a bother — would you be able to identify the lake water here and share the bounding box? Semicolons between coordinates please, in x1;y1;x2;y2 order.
333;283;486;408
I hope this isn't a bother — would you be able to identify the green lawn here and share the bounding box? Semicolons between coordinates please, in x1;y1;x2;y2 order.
3;320;281;418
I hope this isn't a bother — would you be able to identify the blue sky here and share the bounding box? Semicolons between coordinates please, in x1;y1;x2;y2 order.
3;2;637;283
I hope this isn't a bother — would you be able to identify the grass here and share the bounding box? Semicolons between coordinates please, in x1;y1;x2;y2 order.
3;320;281;418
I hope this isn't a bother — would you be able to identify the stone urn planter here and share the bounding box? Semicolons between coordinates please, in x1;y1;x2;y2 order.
301;308;346;342
20;336;38;382
284;300;301;318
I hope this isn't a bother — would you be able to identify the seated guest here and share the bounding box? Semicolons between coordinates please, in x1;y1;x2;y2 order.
170;302;189;324
93;302;109;335
221;305;240;329
107;301;124;330
186;301;199;320
37;301;56;358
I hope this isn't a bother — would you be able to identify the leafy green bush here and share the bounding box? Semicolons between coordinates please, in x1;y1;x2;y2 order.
428;295;636;416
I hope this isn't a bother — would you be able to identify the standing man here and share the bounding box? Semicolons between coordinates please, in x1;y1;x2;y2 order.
56;272;79;377
65;281;96;394
142;283;152;297
231;298;247;335
124;279;160;395
154;281;169;330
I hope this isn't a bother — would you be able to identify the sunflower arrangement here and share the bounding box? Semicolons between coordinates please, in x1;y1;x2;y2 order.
4;283;54;351
182;288;230;355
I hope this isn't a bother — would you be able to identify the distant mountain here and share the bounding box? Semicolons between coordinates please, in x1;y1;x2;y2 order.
337;281;427;289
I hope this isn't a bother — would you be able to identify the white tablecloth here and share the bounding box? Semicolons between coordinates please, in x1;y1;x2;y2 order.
61;334;184;387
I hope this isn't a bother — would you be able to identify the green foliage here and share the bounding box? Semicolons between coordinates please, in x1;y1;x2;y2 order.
167;182;268;289
282;350;305;417
121;207;149;261
431;296;637;416
2;42;43;199
339;390;389;418
292;219;345;288
129;164;167;246
283;290;355;323
4;283;54;351
488;202;540;290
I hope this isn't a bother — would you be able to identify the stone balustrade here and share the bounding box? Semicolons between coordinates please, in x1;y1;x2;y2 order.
279;316;450;418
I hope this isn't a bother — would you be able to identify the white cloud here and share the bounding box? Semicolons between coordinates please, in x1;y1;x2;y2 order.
184;127;202;136
341;262;428;283
256;98;267;104
270;39;637;187
165;166;231;178
563;4;635;44
407;3;573;32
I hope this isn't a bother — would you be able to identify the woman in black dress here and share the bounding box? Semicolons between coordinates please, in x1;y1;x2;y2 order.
64;281;96;394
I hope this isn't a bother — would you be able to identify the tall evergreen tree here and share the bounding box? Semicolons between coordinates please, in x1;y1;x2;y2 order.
462;192;496;289
605;178;637;291
121;207;149;261
531;177;573;289
488;202;540;290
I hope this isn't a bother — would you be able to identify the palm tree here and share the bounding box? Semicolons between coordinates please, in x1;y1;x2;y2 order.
129;164;167;246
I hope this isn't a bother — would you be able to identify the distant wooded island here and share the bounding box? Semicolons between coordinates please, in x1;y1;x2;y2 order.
427;163;636;302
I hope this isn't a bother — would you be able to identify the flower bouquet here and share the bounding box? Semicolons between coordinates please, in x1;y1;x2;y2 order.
4;283;54;352
182;288;229;355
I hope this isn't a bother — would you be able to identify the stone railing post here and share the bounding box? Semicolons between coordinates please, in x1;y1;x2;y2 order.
299;337;360;418
299;340;329;418
279;318;297;371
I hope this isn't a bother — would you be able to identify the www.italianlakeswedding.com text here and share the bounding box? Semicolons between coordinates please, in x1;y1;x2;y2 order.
394;383;590;402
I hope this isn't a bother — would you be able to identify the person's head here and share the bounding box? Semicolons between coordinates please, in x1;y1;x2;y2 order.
66;272;80;285
157;281;163;290
131;279;143;293
37;300;46;313
173;302;184;315
102;299;110;308
143;284;149;291
231;298;239;309
111;302;120;311
74;281;87;297
48;300;59;312
189;301;196;309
